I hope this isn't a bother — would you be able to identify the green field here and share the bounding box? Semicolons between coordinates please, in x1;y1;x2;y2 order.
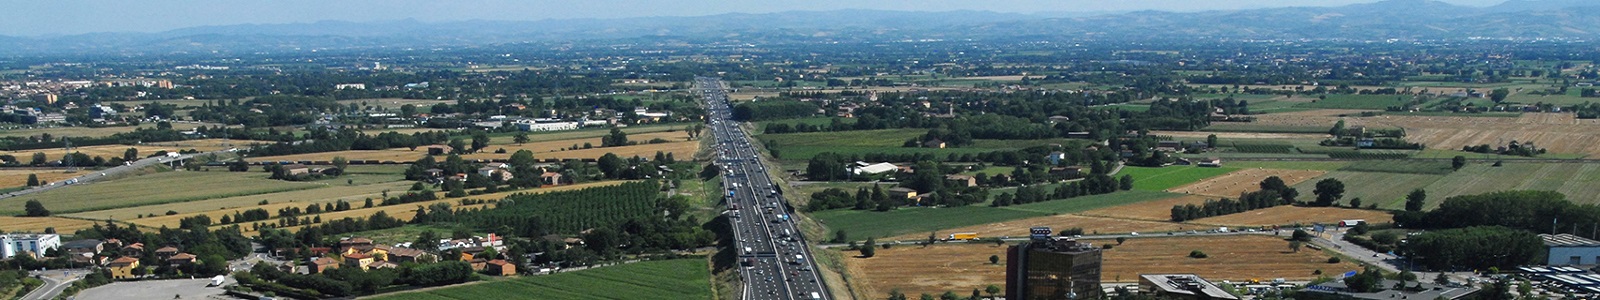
0;170;325;214
1114;166;1240;191
369;259;713;300
1339;160;1454;175
814;190;1181;239
758;129;1036;161
755;116;854;133
1291;162;1600;210
1296;94;1412;110
1202;123;1328;134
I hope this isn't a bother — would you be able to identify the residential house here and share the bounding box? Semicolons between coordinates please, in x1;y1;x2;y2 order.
478;166;513;181
423;168;445;178
121;243;145;258
368;260;400;270
1156;141;1183;152
310;257;339;274
851;162;898;175
468;258;488;271
168;253;197;267
1046;151;1067;165
282;164;310;176
388;247;434;263
540;172;563;186
343;252;375;270
922;139;946;149
107;257;140;279
1047;115;1072;123
887;187;918;199
154;246;180;260
486;259;516;276
945;174;977;187
61;239;103;264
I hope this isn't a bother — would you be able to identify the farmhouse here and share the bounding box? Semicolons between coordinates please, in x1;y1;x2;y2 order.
486;259;517;276
923;139;946;149
155;246;180;260
344;252;375;270
282;164;311;176
425;144;453;155
1198;157;1223;167
540;172;564;186
168;252;197;267
107;257;140;279
1139;274;1240;300
121;243;145;257
1542;234;1600;266
310;257;339;274
945;174;977;187
888;187;918;199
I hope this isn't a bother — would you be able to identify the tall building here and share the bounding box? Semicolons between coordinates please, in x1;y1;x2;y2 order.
1006;227;1103;300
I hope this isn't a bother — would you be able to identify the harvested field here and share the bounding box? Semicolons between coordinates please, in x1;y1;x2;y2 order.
0;169;79;188
478;131;690;155
1080;195;1212;221
69;180;415;227
1189;206;1395;226
1252;112;1600;157
1168;169;1325;198
844;235;1360;297
1152;131;1327;140
0;122;208;139
0;216;100;233
248;149;422;163
471;141;699;161
884;214;1189;242
250;133;698;163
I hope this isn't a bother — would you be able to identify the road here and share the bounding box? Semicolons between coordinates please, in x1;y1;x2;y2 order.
0;149;236;200
21;269;84;300
698;77;829;300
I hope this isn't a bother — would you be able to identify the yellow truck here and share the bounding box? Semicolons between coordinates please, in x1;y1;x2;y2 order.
948;232;979;240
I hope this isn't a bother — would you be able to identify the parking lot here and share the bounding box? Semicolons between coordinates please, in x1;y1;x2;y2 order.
75;278;232;300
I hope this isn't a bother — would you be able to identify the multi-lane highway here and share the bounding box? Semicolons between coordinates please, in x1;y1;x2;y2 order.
697;77;829;300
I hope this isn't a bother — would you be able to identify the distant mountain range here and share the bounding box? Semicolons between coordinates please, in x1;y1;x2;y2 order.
2;0;1597;56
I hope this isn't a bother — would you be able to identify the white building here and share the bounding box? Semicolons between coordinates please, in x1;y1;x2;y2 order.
851;162;898;175
334;83;367;90
515;120;580;132
1;234;62;259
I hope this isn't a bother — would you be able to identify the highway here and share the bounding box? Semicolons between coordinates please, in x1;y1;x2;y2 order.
697;77;830;300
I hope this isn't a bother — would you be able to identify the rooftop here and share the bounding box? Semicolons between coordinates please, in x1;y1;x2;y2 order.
1140;274;1240;300
1304;279;1477;300
1541;233;1600;247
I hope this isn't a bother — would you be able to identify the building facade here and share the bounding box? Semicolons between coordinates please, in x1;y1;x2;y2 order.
1542;233;1600;265
1;234;62;259
1006;227;1103;300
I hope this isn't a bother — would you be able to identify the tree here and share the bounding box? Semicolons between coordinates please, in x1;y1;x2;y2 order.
24;200;49;217
1119;175;1134;191
834;230;848;243
470;132;491;152
414;230;439;253
986;285;1001;299
1490;88;1510;103
1291;229;1312;241
513;132;530;144
1116;237;1127;245
1207;134;1218;149
400;104;417;118
332;156;349;171
1312;178;1345;206
447;138;467;155
1405;189;1427;212
1349;197;1362;208
1344;267;1385;293
603;128;629;147
989;255;1000;264
30;152;46;166
921;294;935;300
1289;240;1302;253
124;148;139;162
1452;155;1466;171
26;174;39;187
861;237;877;258
940;291;960;300
1260;176;1287;191
888;289;908;300
1329;120;1346;136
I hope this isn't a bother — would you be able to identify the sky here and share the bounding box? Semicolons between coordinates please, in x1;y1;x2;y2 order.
4;0;1509;36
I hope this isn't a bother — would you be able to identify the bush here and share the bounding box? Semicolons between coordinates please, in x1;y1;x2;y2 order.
1328;257;1342;263
1101;244;1114;249
1189;250;1208;258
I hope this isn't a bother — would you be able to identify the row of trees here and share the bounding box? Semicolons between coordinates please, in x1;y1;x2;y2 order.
1170;176;1297;221
991;175;1129;207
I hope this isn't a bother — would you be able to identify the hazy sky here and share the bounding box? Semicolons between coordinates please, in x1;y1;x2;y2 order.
5;0;1508;36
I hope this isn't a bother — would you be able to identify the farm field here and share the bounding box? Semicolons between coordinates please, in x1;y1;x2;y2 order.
1221;161;1351;171
1296;94;1413;109
843;235;1359;297
817;190;1182;240
0;138;250;160
469;140;699;161
0;170;324;215
1200;123;1328;134
1115;166;1241;192
1079;195;1211;221
262;181;626;234
1166;168;1325;198
1249;112;1600;157
884;214;1189;242
0;169;80;188
0;122;208;139
757;129;1047;161
0;216;100;233
368;258;712;300
1188;206;1395;227
68;180;415;228
1293;162;1600;210
1152;131;1327;140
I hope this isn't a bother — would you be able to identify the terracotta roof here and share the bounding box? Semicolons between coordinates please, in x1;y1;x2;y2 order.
155;246;179;253
124;243;145;250
313;257;338;265
487;259;511;266
344;252;372;260
389;247;426;257
108;257;139;266
169;253;196;260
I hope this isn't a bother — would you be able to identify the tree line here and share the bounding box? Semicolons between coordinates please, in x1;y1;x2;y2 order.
1170;176;1296;222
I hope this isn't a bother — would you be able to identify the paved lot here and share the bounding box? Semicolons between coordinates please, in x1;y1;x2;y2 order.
75;278;231;300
